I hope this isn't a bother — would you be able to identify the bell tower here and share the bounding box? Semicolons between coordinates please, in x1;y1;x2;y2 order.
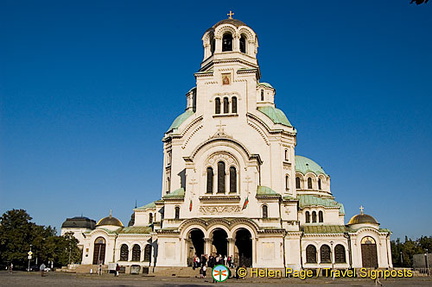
200;11;259;73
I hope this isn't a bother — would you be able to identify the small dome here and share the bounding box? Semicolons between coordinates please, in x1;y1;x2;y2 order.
62;216;96;229
96;215;124;227
212;18;247;28
348;213;379;225
295;155;327;176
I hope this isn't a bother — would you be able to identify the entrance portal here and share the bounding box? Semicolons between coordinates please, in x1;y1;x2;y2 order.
92;237;106;264
187;229;205;266
212;229;228;256
235;228;252;267
361;236;378;268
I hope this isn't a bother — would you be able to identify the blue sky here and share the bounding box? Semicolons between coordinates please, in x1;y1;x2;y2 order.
1;1;431;241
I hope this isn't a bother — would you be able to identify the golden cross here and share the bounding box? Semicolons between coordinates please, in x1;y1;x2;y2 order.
227;11;234;19
359;205;364;214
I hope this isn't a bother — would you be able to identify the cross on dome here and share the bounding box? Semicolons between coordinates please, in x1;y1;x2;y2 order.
359;205;364;214
227;11;234;19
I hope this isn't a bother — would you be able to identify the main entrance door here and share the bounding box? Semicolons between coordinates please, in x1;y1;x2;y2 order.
361;236;378;268
212;228;228;256
93;237;106;264
235;228;252;267
187;229;204;266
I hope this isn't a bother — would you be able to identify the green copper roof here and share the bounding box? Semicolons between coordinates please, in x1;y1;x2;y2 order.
136;202;156;210
163;188;185;199
118;226;152;234
298;195;345;215
303;225;347;234
257;186;278;195
295;155;327;176
167;110;194;132
258;106;292;127
258;82;274;89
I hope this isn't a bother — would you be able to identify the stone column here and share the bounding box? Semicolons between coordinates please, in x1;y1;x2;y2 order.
204;238;212;256
228;238;235;257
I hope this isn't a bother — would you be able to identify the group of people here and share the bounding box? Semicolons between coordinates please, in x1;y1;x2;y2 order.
192;254;235;278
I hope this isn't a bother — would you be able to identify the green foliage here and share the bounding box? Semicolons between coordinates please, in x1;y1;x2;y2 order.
391;236;432;267
0;209;81;269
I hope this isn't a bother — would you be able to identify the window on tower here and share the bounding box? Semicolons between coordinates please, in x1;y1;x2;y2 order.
240;34;246;53
318;211;323;223
305;211;310;223
175;206;180;219
307;178;313;189
296;177;301;189
229;166;237;193
222;32;233;51
217;161;226;193
318;178;322;190
232;96;237;113
261;89;264;101
223;97;229;113
262;205;268;218
312;211;317;223
206;167;214;193
215;98;221;114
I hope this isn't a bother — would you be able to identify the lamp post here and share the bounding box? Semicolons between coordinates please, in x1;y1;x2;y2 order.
330;241;334;280
425;248;429;276
27;244;32;272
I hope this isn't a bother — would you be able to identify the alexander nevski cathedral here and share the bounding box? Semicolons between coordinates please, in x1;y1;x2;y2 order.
62;14;393;272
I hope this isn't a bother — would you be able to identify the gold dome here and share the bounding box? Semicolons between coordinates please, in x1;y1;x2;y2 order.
96;215;124;227
348;213;379;225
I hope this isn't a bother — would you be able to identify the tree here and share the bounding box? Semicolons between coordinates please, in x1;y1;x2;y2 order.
0;209;81;269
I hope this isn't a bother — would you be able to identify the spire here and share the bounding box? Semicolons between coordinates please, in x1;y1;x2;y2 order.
109;209;113;217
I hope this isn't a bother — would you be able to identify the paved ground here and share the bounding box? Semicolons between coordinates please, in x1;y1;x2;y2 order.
1;271;431;287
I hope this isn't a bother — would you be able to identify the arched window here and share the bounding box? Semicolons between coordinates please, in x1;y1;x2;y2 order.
306;245;317;263
222;33;233;51
320;245;331;263
120;244;129;261
285;175;289;190
148;213;153;224
285;149;288;161
318;178;322;190
240;35;246;53
262;205;268;218
261;89;264;101
305;211;310;223
206;167;214;193
312;211;317;223
223;97;229;113
131;244;141;261
335;244;346;263
307;178;313;189
166;176;170;194
217;161;225;193
231;96;237;113
296;177;301;189
210;36;215;54
215;98;221;114
175;206;180;219
144;244;152;262
318;211;324;223
229;166;237;193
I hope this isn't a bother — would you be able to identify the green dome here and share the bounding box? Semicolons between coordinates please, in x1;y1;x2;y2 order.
258;106;292;127
258;82;274;89
295;155;327;176
167;110;194;132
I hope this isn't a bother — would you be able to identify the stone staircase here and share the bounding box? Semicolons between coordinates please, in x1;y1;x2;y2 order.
61;264;107;274
152;266;203;277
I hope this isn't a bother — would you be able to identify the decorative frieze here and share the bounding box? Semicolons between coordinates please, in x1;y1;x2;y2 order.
199;205;241;214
